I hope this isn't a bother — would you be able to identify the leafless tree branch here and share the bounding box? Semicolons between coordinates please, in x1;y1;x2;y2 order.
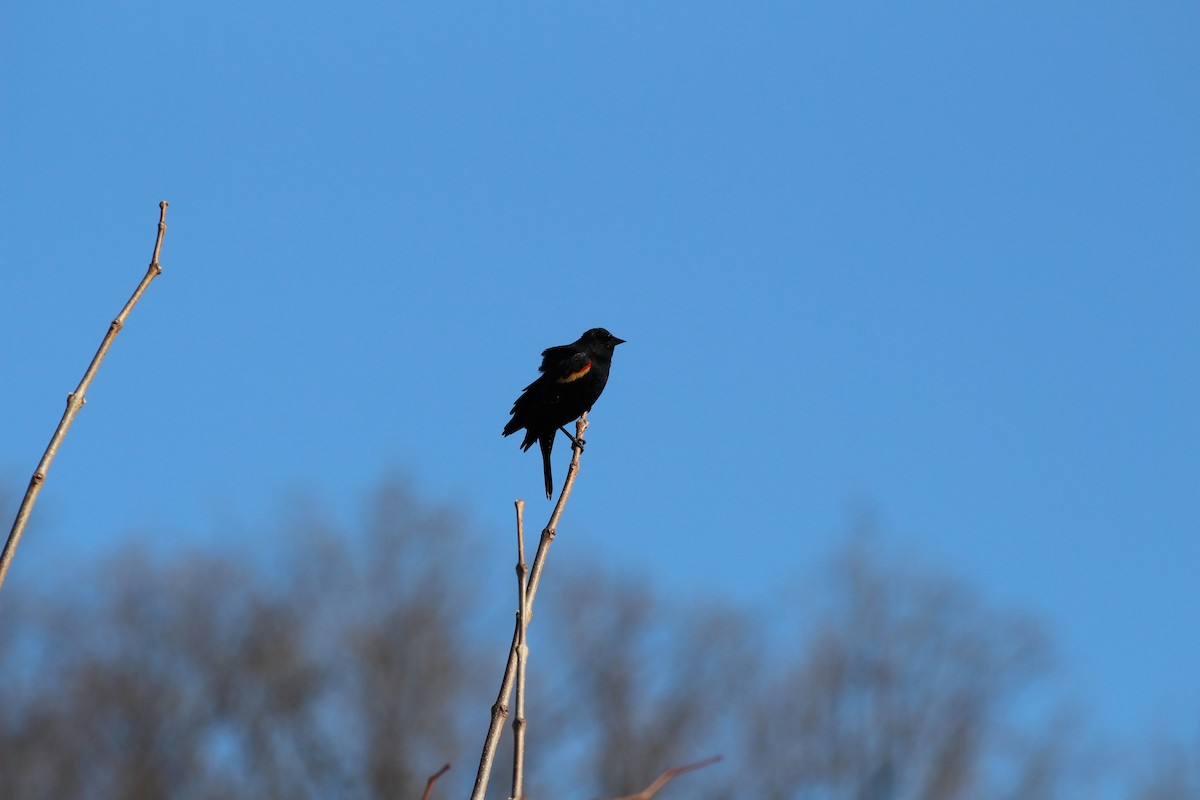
511;499;529;800
420;763;450;800
603;754;723;800
469;413;590;800
0;201;169;593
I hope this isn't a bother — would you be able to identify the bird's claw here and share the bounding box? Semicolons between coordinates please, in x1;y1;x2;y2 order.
557;426;586;451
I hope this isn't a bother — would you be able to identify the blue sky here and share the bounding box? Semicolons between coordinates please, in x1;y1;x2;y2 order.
3;1;1197;749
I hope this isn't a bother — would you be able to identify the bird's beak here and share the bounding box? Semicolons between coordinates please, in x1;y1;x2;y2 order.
612;337;626;345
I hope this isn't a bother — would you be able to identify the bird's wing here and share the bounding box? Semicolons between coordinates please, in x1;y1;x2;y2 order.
540;349;593;385
538;344;577;372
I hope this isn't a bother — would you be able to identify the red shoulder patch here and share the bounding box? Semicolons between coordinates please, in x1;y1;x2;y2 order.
555;360;592;383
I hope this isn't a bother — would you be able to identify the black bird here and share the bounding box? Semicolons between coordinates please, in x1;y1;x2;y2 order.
503;328;626;498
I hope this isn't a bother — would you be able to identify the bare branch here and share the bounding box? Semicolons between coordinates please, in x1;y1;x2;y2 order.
511;499;528;800
0;201;169;593
469;413;590;800
420;763;450;800
525;413;588;614
603;755;723;800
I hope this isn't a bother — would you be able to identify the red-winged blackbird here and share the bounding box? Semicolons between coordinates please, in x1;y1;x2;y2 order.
503;328;626;498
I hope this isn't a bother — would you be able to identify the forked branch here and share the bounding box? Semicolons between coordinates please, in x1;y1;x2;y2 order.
469;413;590;800
0;201;169;593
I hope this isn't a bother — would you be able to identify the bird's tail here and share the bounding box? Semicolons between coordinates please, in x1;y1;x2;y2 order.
539;434;554;499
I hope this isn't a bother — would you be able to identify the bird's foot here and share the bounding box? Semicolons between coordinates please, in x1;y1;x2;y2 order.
558;425;586;451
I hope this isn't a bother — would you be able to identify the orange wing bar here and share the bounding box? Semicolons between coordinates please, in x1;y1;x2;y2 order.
555;361;592;383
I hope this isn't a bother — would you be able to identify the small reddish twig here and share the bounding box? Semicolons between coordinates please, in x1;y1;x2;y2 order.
604;755;723;800
420;763;451;800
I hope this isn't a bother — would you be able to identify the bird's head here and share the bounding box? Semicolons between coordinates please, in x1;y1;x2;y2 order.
581;327;626;355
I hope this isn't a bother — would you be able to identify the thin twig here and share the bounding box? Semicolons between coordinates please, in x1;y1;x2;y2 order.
511;499;528;800
469;413;590;800
420;763;451;800
603;755;723;800
0;201;169;593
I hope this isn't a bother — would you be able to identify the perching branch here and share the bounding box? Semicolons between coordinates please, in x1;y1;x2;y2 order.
469;413;590;800
0;201;169;593
603;755;723;800
524;413;588;613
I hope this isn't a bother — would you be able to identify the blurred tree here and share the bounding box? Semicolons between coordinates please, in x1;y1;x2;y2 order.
527;567;759;799
742;537;1082;800
0;480;476;800
0;484;1183;799
1130;736;1200;800
529;538;1090;800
